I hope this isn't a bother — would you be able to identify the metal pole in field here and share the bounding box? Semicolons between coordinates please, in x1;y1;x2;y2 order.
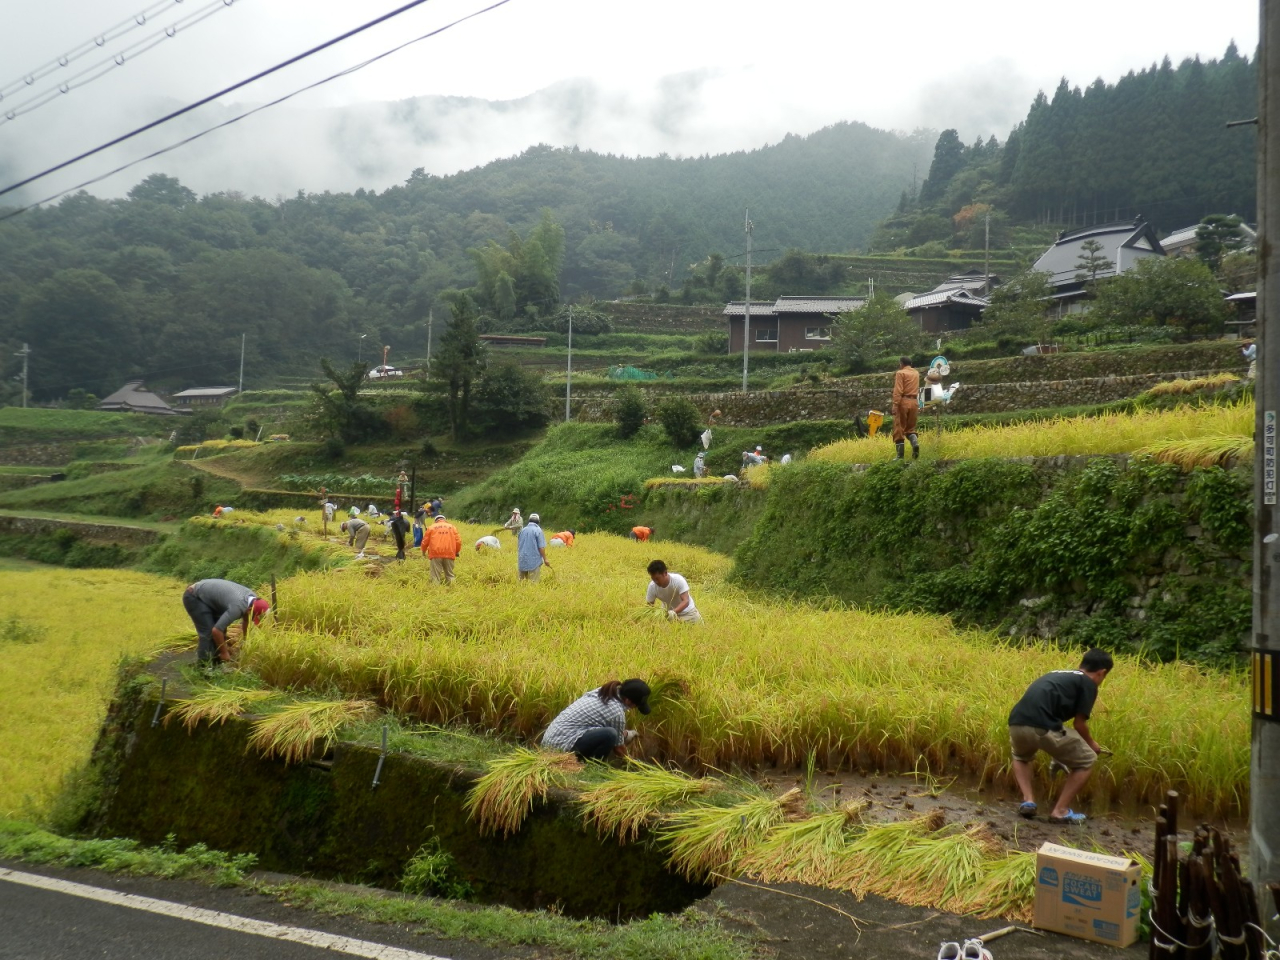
14;343;29;407
1252;0;1280;938
741;210;753;392
426;309;433;373
238;333;245;394
565;305;573;422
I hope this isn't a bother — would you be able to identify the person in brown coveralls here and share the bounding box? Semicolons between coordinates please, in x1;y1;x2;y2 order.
892;356;920;460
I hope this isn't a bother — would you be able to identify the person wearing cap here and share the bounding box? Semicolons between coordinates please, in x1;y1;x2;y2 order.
541;679;652;761
549;529;575;548
646;559;701;623
517;512;550;581
422;513;463;584
629;525;654;542
474;535;501;552
341;518;371;558
182;578;270;665
502;507;524;537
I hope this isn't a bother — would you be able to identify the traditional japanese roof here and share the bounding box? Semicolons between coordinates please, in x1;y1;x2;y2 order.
928;271;1001;296
722;301;776;317
171;386;238;399
1225;292;1256;303
771;296;865;314
904;289;990;312
97;380;180;415
1032;218;1165;288
1163;220;1256;253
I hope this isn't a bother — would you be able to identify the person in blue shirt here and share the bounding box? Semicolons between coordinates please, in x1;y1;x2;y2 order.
517;512;551;581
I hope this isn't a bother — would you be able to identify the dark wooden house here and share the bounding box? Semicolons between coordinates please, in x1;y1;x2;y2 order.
724;297;863;354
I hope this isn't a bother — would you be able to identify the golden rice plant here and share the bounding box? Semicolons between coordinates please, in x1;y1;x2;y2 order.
168;687;281;732
659;787;806;882
464;748;583;838
956;851;1038;922
644;477;739;490
737;801;867;886
882;822;1003;910
1144;373;1240;398
831;809;947;898
810;400;1252;465
245;698;376;764
1137;435;1253;470
577;763;715;843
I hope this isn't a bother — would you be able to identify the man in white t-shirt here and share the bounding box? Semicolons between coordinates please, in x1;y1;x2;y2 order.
645;559;702;623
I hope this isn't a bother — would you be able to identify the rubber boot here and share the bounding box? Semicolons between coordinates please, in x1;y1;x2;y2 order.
895;441;905;460
909;434;919;460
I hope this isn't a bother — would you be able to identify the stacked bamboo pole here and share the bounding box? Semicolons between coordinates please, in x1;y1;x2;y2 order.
1147;789;1268;959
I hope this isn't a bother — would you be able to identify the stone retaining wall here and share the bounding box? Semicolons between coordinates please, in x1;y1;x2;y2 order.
0;513;161;547
570;369;1238;426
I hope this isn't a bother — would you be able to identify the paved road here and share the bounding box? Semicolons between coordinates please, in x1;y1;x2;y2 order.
0;864;522;960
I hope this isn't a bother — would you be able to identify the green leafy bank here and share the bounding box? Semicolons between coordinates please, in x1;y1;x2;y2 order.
734;456;1251;666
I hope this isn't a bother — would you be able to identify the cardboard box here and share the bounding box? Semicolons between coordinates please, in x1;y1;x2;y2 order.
1033;842;1142;947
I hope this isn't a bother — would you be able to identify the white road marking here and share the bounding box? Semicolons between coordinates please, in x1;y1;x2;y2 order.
0;867;454;960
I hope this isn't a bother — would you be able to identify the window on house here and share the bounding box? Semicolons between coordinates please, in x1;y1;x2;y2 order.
755;328;778;342
805;327;831;339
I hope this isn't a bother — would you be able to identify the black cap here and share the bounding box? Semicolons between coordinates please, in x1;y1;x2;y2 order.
620;678;652;714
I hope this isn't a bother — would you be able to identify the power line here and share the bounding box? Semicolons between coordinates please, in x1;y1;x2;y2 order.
0;0;242;128
0;0;443;200
0;0;191;101
0;0;517;221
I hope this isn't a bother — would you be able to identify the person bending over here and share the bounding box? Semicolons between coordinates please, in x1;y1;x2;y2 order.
182;578;270;665
541;678;651;761
1008;648;1113;825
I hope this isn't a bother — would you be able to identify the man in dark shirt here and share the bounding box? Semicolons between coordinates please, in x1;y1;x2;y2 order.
1007;648;1113;824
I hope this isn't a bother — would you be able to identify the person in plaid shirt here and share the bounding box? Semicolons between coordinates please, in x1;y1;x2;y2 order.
541;679;652;761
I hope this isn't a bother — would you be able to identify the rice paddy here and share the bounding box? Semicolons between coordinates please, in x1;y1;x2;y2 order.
808;400;1252;466
218;517;1248;818
0;568;187;818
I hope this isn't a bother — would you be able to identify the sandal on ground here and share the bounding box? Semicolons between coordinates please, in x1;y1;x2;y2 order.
1047;810;1087;825
1017;801;1037;819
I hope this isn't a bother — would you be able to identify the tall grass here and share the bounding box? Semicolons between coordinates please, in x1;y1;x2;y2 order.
464;748;583;837
578;763;715;842
810;400;1253;465
0;569;189;818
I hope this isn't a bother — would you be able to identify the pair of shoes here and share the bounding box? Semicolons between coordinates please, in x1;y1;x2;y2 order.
937;943;960;960
1047;809;1087;825
962;939;993;959
355;552;366;559
1018;801;1037;819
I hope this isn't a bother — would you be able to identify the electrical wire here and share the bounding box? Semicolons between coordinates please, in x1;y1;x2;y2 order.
0;0;444;200
0;0;516;222
0;0;191;101
0;0;241;127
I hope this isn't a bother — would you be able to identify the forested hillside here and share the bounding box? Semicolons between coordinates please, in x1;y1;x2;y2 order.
0;121;930;399
874;45;1256;254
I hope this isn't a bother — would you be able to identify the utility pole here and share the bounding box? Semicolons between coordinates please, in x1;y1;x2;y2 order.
426;309;434;374
741;210;753;393
14;343;29;408
984;211;991;285
238;333;245;394
564;305;573;422
1253;0;1280;938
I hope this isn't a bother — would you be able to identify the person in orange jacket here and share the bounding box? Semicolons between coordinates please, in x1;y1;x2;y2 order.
629;526;654;542
550;529;576;547
422;514;463;584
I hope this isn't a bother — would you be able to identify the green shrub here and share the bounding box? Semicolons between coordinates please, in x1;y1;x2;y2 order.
399;838;472;900
613;386;648;439
656;397;703;448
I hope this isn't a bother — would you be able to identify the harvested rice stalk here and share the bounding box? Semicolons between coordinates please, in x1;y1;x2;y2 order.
245;699;375;764
956;851;1038;923
464;748;583;838
578;763;714;843
739;801;867;886
832;809;948;899
886;823;1003;910
660;787;802;882
1138;435;1253;470
1145;373;1240;398
168;687;279;732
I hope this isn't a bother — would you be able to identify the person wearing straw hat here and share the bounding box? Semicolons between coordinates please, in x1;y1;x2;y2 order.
182;578;270;666
517;512;550;581
422;513;462;584
1008;648;1113;825
502;507;524;537
542;679;652;761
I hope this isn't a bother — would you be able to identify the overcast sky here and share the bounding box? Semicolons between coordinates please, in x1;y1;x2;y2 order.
0;0;1261;202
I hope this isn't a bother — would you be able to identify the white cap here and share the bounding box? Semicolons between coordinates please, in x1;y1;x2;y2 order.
529;513;540;522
